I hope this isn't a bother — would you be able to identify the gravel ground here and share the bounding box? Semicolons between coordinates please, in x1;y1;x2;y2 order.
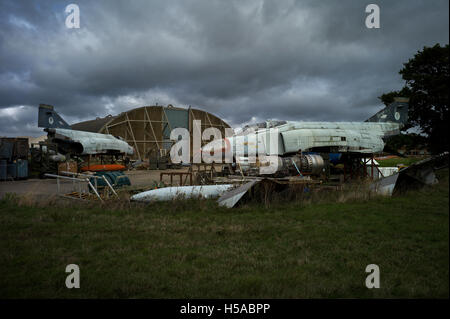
0;168;192;198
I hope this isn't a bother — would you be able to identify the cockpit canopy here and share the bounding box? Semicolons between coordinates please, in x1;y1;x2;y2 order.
238;120;287;135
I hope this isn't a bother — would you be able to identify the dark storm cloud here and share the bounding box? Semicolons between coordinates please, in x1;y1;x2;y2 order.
0;0;448;136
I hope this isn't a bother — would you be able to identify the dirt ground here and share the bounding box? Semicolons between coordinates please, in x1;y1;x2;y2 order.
0;168;192;198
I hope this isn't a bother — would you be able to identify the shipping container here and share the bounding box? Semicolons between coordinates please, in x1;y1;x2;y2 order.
16;159;28;179
0;140;14;160
0;137;29;159
0;160;6;180
7;162;17;179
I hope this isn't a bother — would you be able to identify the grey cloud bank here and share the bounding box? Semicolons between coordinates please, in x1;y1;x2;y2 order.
0;0;448;136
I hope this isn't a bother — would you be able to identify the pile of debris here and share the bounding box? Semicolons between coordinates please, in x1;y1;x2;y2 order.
130;152;449;208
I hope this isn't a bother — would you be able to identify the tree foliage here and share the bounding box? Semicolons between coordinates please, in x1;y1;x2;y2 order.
379;44;449;153
384;133;428;154
378;87;411;107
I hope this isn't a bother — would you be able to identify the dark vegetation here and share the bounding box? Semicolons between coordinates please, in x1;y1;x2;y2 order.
379;43;449;153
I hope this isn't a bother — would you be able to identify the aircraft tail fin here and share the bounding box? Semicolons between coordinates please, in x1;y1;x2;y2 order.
38;104;71;129
365;97;409;126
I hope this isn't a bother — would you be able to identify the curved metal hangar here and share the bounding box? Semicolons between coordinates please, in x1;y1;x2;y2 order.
71;105;231;160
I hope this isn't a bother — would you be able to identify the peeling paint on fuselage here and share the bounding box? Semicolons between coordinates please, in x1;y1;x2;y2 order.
54;128;134;155
203;121;401;156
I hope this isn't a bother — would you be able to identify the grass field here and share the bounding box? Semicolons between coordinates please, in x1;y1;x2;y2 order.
0;170;448;298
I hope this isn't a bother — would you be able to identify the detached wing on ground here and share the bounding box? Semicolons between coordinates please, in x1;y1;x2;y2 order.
372;152;449;195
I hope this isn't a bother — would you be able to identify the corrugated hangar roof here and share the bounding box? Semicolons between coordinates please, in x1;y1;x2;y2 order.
71;115;116;133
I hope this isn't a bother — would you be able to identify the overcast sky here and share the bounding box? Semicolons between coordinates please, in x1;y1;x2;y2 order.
0;0;448;137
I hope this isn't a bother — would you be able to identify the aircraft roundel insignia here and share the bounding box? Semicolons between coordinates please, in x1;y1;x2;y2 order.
48;116;54;124
394;112;400;120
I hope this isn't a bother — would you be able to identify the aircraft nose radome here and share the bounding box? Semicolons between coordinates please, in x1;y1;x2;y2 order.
128;146;135;155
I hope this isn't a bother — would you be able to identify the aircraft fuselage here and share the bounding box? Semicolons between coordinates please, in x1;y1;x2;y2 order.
202;121;402;157
50;128;134;156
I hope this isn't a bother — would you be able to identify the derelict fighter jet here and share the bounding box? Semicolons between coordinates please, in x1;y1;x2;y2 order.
202;97;409;175
38;104;134;156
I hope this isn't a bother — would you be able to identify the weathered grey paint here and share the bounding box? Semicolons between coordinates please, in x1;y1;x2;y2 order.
202;99;408;156
203;121;401;156
54;128;134;155
131;184;234;202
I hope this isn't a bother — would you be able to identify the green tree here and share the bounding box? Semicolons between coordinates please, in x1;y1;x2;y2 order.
379;44;449;153
378;87;411;107
384;133;428;154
